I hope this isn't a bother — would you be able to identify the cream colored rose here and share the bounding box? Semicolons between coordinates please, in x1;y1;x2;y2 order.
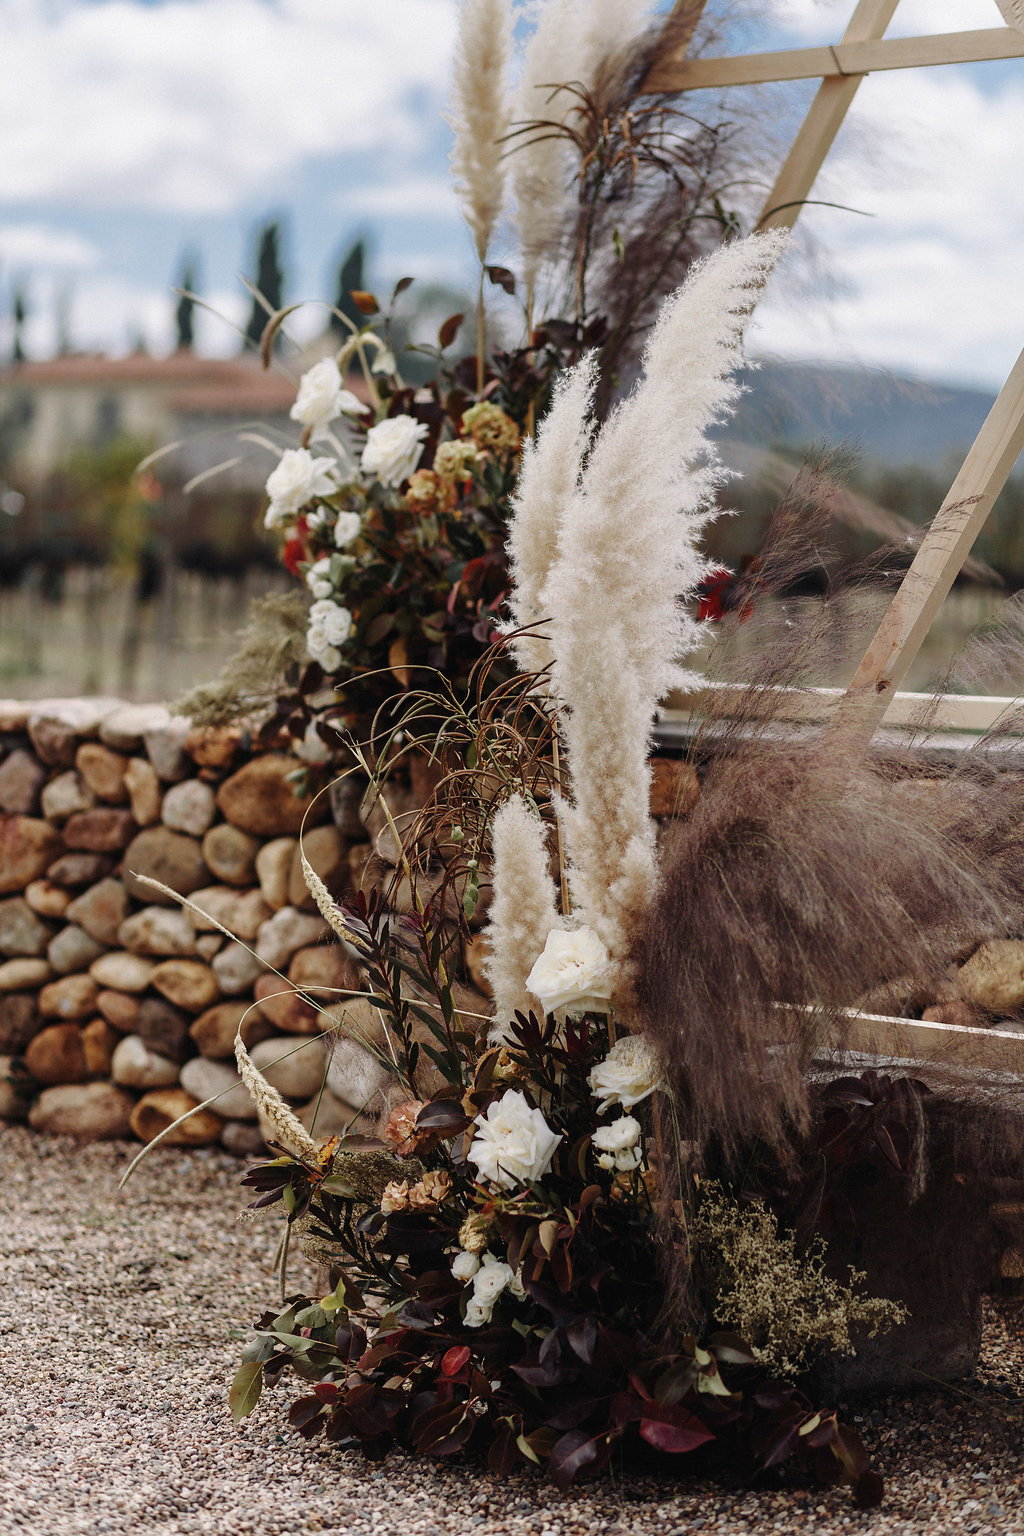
305;557;333;600
588;1035;663;1115
593;1114;643;1172
467;1089;561;1191
451;1249;481;1282
264;448;339;527
361;414;428;487
306;598;353;670
290;358;363;439
334;510;362;548
525;925;614;1016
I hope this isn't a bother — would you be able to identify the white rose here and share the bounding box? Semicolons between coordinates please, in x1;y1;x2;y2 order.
361;415;428;487
335;510;363;548
290;359;363;439
307;599;353;669
265;448;339;527
588;1034;663;1115
451;1250;481;1282
472;1255;514;1306
525;925;614;1016
464;1298;491;1329
467;1089;561;1191
305;557;334;600
592;1116;641;1154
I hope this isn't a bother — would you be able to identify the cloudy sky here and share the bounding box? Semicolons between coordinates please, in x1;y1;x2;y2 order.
1;0;1021;391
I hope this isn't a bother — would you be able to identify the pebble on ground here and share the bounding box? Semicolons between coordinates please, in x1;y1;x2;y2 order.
0;1125;1021;1536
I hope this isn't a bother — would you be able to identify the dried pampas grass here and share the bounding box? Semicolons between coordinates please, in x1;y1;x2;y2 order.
448;0;513;263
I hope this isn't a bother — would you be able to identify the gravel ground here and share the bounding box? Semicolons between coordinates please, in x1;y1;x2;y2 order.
0;1124;1021;1536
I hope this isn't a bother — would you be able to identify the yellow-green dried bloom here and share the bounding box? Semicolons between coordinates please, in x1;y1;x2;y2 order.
434;438;480;479
458;1211;493;1254
460;402;520;454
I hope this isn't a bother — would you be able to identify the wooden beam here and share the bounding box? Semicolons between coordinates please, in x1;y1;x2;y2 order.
660;683;1024;736
827;345;1024;753
822;1008;1024;1079
642;26;1024;92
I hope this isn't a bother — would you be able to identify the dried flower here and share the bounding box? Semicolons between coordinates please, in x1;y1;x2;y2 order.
335;510;362;548
588;1033;662;1114
265;448;339;527
408;1169;453;1209
405;468;456;515
434;438;479;479
467;1089;561;1190
461;401;520;453
447;0;512;263
383;1099;428;1157
361;415;428;487
525;925;613;1016
290;358;363;439
458;1212;493;1254
380;1180;411;1214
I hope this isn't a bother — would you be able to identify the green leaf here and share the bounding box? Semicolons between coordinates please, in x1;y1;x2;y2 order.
229;1361;263;1422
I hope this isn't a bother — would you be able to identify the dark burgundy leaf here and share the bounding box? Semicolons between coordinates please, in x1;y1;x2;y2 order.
566;1316;598;1364
415;1099;472;1134
549;1430;605;1491
639;1407;715;1456
441;1345;471;1377
488;1425;518;1477
854;1470;885;1508
485;265;516;294
312;1382;339;1405
396;1299;437;1330
438;313;465;350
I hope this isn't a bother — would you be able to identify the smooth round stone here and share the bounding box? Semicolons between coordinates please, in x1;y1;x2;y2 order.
0;896;52;958
46;852;116;889
211;940;264;996
89;952;156;993
220;1119;267;1157
128;1087;224;1146
288;825;346;909
161;779;216;838
118;905;196;957
110;1033;181;1089
135;995;192;1061
0;957;52;992
122;827;209;907
123;757;162;826
142;716;192;782
62;808;136;853
39;973;99;1020
196;934;223;960
249;1034;328;1100
255;907;329;971
75;742;129;804
80;1018;119;1077
190;1001;272;1059
47;924;106;976
957;940;1024;1012
95;988;140;1032
179;1056;256;1120
253;973;319;1035
190;886;271;941
325;1025;391;1110
184;725;242;770
24;880;71;918
216;755;329;838
201;824;260;887
29;1082;135;1140
0;817;62;896
99;703;172;753
25;1022;88;1085
0;749;46;816
0;993;41;1053
65;878;129;946
41;770;96;822
288;944;358;1001
254;838;296;911
149;959;220;1014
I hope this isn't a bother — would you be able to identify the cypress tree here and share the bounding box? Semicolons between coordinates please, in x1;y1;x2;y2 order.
244;220;285;350
330;238;366;336
175;252;198;351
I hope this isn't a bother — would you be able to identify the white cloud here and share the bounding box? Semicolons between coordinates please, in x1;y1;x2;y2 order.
346;175;460;220
0;222;100;269
3;0;459;214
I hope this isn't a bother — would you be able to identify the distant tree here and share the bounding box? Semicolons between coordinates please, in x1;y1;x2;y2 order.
56;285;73;356
175;251;198;352
330;238;367;336
244;220;285;351
11;283;28;364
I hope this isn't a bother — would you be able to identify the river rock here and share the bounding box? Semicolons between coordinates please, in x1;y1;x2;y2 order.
253;972;319;1035
211;941;264;996
0;816;62;895
196;934;223;960
47;924;106;976
65;878;129;945
184;725;243;771
39;973;99;1020
190;886;270;941
288;944;359;1006
326;1028;391;1111
161;779;216;837
220;1120;267;1156
256;907;329;971
118;905;196;957
128;1087;224;1146
30;1082;136;1140
123;757;162;826
956;940;1024;1013
216;755;328;838
0;993;40;1052
0;957;52;992
249;1034;328;1100
329;775;368;838
24;879;71;918
99;703;172;753
75;742;129;804
27;714;78;769
0;749;46;815
63;807;136;852
0;896;52;957
0;1056;31;1119
149;958;219;1014
179;1056;255;1119
95;989;140;1032
143;715;191;782
201;824;259;887
81;1018;119;1076
255;837;296;910
42;778;94;831
135;996;192;1061
922;999;988;1030
25;1023;88;1085
89;951;155;992
47;852;116;888
288;825;347;909
189;1001;272;1059
110;1034;181;1089
122;826;209;905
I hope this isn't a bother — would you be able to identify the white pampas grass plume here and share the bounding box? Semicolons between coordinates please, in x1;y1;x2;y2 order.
503;351;599;680
483;794;561;1038
542;230;790;969
448;0;513;262
235;1033;320;1160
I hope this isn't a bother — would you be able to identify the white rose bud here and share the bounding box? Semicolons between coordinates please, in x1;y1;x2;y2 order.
361;414;428;487
335;510;363;548
472;1255;514;1307
306;599;353;670
525;925;614;1016
588;1035;663;1115
451;1250;482;1282
305;556;334;600
265;448;339;527
592;1115;641;1154
464;1298;491;1328
290;358;363;439
467;1089;561;1191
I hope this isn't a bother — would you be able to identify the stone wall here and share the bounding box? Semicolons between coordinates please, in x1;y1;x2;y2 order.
0;697;470;1152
